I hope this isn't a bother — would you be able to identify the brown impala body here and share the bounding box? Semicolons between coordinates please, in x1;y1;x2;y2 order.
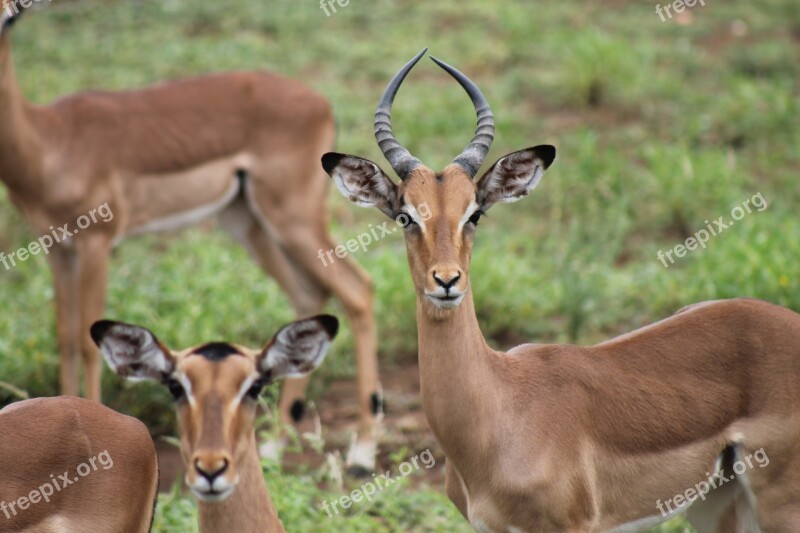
324;49;800;532
0;10;379;471
0;397;158;533
92;314;340;533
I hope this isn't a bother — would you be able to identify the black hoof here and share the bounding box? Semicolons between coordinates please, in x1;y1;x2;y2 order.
346;464;374;478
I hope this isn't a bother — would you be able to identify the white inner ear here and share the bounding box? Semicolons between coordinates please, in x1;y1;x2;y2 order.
261;321;331;378
331;161;390;208
100;325;171;381
486;155;545;204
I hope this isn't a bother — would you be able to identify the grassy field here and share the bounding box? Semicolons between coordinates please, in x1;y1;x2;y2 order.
0;0;798;531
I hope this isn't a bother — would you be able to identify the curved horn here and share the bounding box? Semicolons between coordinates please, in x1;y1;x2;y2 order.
430;56;495;178
374;48;427;180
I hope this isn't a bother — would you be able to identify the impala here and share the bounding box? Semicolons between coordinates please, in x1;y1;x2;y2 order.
92;314;339;533
322;48;800;532
0;396;158;533
0;9;379;472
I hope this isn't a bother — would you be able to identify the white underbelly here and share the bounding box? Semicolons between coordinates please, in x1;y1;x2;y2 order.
119;154;251;241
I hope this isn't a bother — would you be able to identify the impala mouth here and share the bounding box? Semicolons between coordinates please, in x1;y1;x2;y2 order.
188;473;238;503
425;291;465;309
191;485;235;503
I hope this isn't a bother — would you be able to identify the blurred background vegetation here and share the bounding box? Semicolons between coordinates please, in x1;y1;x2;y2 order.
0;0;797;531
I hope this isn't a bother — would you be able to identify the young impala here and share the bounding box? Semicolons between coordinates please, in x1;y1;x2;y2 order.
0;6;379;472
323;48;800;532
0;396;158;533
92;314;338;533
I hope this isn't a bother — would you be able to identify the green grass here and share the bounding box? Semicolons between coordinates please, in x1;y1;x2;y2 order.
1;0;798;531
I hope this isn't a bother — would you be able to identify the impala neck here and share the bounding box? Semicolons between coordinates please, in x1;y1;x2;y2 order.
416;287;502;463
0;34;44;191
197;435;284;533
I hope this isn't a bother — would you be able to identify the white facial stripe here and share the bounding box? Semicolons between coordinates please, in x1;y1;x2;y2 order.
404;203;427;232
230;374;259;411
173;372;196;408
458;201;480;231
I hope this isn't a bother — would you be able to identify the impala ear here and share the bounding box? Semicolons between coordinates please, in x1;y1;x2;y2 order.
258;315;338;380
322;153;398;219
91;320;174;381
476;145;556;211
1;6;24;35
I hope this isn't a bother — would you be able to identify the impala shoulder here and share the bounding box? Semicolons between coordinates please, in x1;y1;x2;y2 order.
251;70;331;114
51;90;115;114
676;298;795;323
57;397;152;445
505;343;584;359
675;297;767;315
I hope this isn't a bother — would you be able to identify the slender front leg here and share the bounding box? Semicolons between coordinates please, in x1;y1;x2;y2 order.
77;234;112;402
445;459;470;520
47;246;81;397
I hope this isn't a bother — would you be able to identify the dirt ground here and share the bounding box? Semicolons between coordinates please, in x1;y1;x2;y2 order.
155;360;447;493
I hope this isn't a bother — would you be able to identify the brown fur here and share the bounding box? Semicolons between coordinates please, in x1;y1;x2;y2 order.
172;350;284;533
0;24;379;464
94;316;336;533
0;397;158;533
329;157;800;531
405;167;800;532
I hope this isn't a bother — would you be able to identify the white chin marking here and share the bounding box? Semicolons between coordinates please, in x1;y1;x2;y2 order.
426;294;464;309
192;486;235;503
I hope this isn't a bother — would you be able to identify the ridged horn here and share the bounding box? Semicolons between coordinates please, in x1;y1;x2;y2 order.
374;48;427;180
429;56;495;178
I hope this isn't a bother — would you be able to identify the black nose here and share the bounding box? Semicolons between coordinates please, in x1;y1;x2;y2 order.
195;458;229;482
433;272;461;290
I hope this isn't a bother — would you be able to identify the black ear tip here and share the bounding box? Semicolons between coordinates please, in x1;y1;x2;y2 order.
534;145;557;169
3;10;23;30
90;320;116;345
314;315;340;339
321;152;345;175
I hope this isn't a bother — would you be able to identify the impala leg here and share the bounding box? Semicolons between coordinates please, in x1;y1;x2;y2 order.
76;234;111;402
747;443;800;532
269;225;379;475
218;199;328;457
239;182;381;474
47;246;81;397
445;459;470;520
685;476;741;533
332;255;381;475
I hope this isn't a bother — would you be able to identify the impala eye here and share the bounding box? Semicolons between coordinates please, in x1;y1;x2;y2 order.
166;379;184;401
398;212;417;229
247;380;264;400
468;210;484;226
